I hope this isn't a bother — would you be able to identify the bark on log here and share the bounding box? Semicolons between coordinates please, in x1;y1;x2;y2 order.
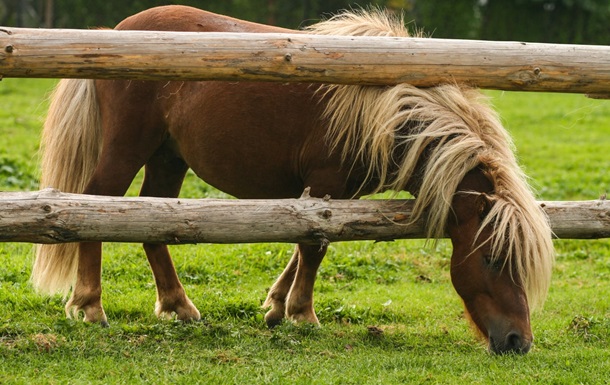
1;28;610;95
0;189;608;244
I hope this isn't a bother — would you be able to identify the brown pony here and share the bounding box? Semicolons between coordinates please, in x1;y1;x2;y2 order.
32;5;554;354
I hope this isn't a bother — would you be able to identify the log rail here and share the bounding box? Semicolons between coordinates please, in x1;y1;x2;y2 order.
1;28;610;96
1;189;608;245
1;29;608;244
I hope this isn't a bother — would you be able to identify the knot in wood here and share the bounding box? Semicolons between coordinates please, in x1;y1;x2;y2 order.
4;45;13;53
284;53;292;62
319;209;332;219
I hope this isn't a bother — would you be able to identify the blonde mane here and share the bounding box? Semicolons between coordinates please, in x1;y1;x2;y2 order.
307;9;554;309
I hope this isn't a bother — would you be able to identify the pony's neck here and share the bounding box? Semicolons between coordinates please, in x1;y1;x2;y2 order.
447;167;494;228
457;167;494;195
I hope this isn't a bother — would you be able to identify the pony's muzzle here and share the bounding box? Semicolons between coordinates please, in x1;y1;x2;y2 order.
489;330;532;355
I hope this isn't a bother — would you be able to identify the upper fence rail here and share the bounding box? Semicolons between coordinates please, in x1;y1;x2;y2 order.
1;27;610;97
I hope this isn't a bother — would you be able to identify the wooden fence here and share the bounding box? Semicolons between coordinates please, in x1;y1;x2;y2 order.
0;189;608;244
1;28;610;96
0;28;608;243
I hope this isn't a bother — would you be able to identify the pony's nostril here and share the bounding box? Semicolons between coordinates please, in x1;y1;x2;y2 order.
506;332;523;350
504;331;531;354
490;332;531;354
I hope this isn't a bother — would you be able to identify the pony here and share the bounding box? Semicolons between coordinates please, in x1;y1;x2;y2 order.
33;5;554;354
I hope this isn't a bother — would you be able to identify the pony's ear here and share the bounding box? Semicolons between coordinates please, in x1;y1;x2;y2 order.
476;193;493;219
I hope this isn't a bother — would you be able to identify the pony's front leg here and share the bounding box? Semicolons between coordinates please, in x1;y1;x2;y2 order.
263;246;299;327
284;243;327;325
65;242;108;326
144;243;200;322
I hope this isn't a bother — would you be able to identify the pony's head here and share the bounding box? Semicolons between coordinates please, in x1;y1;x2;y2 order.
309;9;554;354
447;162;553;354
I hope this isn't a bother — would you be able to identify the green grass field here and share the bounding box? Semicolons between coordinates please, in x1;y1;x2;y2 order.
1;78;609;384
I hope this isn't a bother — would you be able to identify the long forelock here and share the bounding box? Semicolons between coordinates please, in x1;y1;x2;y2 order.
478;166;555;309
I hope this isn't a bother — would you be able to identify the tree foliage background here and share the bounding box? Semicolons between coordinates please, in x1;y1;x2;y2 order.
1;0;609;44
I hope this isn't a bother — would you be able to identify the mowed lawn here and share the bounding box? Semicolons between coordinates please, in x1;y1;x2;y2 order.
1;78;609;384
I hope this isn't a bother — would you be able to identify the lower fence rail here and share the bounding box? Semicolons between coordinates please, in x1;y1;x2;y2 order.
1;189;608;245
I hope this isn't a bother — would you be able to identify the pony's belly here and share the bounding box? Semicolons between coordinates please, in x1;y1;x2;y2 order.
188;162;304;199
164;82;324;199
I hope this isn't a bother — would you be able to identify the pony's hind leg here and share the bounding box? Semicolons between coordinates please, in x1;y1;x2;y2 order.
66;151;149;325
140;147;200;322
263;245;299;327
66;242;107;325
144;243;200;321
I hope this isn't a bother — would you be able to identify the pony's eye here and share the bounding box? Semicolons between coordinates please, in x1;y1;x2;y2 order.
484;255;503;272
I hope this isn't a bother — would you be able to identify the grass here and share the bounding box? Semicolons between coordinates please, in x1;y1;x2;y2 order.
0;78;609;384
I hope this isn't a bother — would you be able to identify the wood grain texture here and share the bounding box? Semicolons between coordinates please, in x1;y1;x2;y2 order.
1;189;608;244
1;28;610;95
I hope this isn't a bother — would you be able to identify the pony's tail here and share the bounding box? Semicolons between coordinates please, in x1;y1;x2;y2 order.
32;79;102;297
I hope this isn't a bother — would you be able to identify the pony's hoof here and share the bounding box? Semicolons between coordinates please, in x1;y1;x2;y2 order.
265;316;283;329
176;310;201;323
264;309;285;328
65;301;108;326
155;298;201;322
286;307;320;326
